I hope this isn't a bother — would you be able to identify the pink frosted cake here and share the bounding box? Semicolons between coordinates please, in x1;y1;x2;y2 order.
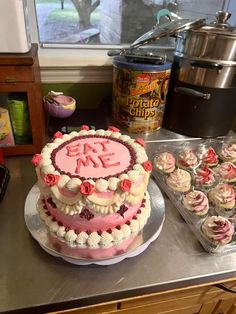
32;126;152;259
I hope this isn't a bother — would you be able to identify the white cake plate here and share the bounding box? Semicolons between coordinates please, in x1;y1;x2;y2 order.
24;178;165;266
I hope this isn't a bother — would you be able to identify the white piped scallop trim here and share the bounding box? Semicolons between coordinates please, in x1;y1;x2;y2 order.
37;193;151;249
36;129;150;215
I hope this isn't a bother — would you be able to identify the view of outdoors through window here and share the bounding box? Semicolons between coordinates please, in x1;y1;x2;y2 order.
35;0;225;46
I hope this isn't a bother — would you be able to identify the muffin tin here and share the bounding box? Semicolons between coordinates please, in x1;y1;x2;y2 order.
152;135;236;253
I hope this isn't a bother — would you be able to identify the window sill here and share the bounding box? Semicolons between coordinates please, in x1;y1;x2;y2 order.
38;47;113;84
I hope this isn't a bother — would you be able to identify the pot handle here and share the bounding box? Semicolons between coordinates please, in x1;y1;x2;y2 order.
174;87;211;100
190;60;223;70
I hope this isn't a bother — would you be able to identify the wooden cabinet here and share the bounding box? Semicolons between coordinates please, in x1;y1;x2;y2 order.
0;44;45;156
48;279;236;314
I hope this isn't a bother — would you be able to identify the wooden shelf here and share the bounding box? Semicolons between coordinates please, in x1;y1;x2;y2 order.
0;44;46;156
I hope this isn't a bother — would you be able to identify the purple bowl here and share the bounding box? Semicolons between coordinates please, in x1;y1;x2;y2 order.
43;96;76;119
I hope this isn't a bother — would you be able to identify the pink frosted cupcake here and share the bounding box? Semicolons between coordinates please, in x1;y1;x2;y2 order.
208;183;236;210
202;216;234;245
155;152;175;173
166;168;191;193
177;149;199;170
219;143;236;163
182;190;209;216
201;147;219;167
214;162;236;183
194;165;215;188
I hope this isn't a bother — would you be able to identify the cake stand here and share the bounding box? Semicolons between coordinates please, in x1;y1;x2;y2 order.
24;178;165;265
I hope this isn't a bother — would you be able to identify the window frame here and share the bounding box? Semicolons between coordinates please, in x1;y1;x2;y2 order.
27;0;234;83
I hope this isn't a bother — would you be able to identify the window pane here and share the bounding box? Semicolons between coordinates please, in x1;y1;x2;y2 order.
35;0;225;46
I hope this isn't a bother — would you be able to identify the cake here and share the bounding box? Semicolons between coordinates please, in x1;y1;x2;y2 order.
166;168;191;193
182;190;209;216
214;162;236;183
208;183;236;210
176;149;199;170
31;126;152;259
200;146;218;167
193;165;215;188
155;152;175;173
219;143;236;163
201;216;234;245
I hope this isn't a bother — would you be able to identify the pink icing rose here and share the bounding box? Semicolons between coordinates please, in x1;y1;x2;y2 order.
135;138;145;147
79;181;95;195
142;160;153;172
108;126;120;132
31;154;42;167
53;131;63;139
120;179;132;192
44;174;60;187
80;125;89;131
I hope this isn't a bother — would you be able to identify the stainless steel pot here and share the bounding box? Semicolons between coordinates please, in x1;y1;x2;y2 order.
175;11;236;66
176;58;236;89
162;10;236;137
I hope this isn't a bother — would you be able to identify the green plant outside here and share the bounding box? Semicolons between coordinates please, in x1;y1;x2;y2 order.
36;0;100;25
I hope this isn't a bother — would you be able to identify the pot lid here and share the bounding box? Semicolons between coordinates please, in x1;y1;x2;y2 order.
130;9;205;49
191;11;236;36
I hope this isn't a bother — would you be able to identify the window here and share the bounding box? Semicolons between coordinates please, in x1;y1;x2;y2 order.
27;0;235;82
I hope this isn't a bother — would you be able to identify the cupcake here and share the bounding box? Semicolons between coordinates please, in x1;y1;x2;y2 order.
201;216;234;245
155;152;175;173
194;165;215;188
214;162;236;183
166;168;191;193
182;190;209;216
219;143;236;163
201;147;219;167
208;183;236;210
176;149;199;170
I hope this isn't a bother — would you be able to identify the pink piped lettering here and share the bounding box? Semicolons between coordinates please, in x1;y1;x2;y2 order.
76;155;99;173
66;144;81;156
83;143;98;154
98;153;120;168
94;140;110;152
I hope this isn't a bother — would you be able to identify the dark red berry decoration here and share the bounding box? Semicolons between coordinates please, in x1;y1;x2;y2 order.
47;197;57;208
117;204;128;217
79;208;94;220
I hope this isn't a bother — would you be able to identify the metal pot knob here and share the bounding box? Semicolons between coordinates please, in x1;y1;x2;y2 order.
216;11;231;25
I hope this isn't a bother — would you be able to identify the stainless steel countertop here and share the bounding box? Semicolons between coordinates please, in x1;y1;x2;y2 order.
1;129;236;314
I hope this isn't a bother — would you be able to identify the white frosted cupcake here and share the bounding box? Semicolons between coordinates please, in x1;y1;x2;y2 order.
177;149;199;170
219;143;236;163
214;162;236;183
182;190;209;216
202;215;234;245
155;152;175;174
201;147;219;167
208;183;236;210
166;168;191;193
194;165;215;188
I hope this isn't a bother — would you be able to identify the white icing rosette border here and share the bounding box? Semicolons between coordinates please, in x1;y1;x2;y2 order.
37;192;151;249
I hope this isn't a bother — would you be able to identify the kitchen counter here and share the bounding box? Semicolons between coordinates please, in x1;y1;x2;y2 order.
1;128;236;314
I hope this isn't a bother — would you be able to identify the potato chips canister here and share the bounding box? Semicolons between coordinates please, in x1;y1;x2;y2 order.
112;56;172;133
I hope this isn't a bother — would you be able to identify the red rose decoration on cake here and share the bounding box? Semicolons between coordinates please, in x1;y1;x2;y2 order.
80;181;95;195
44;174;60;187
31;154;42;167
80;125;89;131
120;179;132;192
108;126;120;132
142;160;153;172
53;131;63;139
135;138;145;147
